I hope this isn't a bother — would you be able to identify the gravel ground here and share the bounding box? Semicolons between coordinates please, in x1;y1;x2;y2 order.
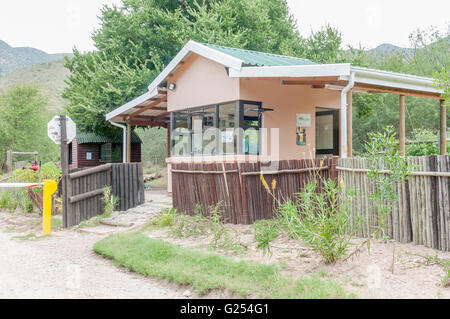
0;189;188;299
1;188;449;299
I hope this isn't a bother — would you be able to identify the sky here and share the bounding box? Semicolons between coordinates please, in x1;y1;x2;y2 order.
0;0;448;54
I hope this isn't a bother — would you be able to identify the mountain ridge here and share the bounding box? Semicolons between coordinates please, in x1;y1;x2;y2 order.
0;40;73;77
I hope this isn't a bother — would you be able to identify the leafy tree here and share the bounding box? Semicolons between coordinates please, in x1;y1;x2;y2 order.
64;0;344;137
63;51;159;136
352;25;449;154
0;85;58;166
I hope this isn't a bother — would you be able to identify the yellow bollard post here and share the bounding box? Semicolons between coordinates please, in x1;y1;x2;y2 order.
43;180;58;235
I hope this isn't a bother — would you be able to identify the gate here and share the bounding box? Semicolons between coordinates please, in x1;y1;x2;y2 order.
62;163;145;227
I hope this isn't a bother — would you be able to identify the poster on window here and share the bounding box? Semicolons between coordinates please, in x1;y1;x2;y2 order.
296;127;306;146
221;129;234;143
296;113;311;127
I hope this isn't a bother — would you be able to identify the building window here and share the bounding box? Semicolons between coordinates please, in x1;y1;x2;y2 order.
171;100;263;156
100;143;122;162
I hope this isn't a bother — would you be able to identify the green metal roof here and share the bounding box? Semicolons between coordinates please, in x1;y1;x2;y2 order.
203;43;318;67
76;132;142;144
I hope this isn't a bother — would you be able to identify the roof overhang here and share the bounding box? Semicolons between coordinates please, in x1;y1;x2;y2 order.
106;40;245;125
228;63;351;78
228;64;443;99
106;41;444;126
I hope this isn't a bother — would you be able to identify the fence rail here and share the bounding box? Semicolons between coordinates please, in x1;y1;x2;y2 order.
338;156;450;251
63;163;145;227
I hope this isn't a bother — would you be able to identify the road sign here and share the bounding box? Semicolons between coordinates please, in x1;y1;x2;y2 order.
47;116;76;144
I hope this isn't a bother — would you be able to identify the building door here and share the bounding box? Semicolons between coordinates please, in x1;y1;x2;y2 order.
315;110;339;156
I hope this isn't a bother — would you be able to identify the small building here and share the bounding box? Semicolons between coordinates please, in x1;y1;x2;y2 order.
105;40;446;193
69;132;142;169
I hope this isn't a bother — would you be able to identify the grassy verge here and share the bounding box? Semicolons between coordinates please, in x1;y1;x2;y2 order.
93;232;353;298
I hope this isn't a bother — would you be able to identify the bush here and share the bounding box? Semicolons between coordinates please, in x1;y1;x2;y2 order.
102;187;119;216
277;179;357;264
170;211;209;238
253;219;279;256
153;208;178;227
17;190;34;213
170;203;244;252
0;191;17;213
406;129;439;156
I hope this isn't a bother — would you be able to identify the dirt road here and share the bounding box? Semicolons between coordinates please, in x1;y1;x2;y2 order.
0;189;186;299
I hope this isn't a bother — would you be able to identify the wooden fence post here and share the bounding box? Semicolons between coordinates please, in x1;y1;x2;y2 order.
440;99;447;155
329;156;338;181
60;115;70;228
399;95;406;156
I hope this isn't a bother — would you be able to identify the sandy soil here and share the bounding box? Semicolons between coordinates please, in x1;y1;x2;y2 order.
147;221;450;299
1;188;449;299
0;189;187;299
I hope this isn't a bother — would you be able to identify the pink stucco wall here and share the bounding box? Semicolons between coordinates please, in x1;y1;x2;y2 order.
240;78;341;160
167;53;240;112
166;54;342;160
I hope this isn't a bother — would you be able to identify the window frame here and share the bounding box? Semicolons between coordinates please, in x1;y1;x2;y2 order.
170;100;263;156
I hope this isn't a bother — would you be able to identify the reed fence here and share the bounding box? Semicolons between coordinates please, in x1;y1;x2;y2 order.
171;158;337;224
338;156;450;251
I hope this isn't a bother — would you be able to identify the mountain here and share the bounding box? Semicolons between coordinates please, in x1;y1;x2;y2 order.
0;40;73;77
369;43;414;57
0;59;70;111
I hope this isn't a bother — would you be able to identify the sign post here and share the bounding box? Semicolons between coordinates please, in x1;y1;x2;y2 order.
47;115;76;228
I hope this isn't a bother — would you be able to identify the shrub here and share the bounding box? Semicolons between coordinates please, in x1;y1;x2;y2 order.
277;179;357;264
170;211;209;238
0;191;17;213
406;129;439;156
102;186;119;216
17;190;34;213
153;208;178;227
170;202;244;252
364;126;409;240
253;219;279;256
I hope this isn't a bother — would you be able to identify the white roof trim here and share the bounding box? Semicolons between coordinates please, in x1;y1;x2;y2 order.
147;40;243;91
107;40;244;122
343;66;442;94
228;63;351;78
107;42;443;122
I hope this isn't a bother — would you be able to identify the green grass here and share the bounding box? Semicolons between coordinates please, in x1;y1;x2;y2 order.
93;232;353;298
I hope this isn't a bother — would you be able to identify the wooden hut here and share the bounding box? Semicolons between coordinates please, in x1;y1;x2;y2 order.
69;132;142;169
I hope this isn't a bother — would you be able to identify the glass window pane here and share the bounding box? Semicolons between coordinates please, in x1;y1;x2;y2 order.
112;145;121;162
202;106;216;155
243;103;259;155
173;111;189;156
218;103;236;154
316;114;334;150
191;115;203;155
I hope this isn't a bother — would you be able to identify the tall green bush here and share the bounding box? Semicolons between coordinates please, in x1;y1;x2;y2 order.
277;179;357;264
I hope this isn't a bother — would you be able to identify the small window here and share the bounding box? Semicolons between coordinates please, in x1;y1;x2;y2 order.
100;143;122;162
100;143;112;162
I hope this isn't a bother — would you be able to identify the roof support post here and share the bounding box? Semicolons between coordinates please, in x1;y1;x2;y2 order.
340;72;355;158
346;90;353;157
399;95;406;156
127;123;132;163
167;121;171;158
440;99;447;155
